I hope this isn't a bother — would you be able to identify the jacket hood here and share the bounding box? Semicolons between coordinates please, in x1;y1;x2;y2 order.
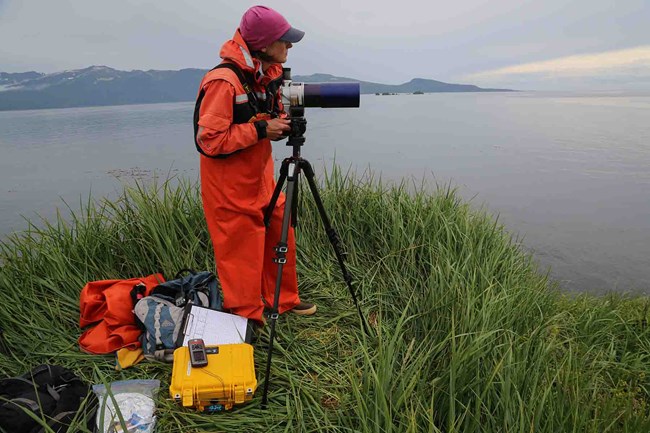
219;29;283;84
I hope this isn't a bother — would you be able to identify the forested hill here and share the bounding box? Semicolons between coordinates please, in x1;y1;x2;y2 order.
0;66;512;111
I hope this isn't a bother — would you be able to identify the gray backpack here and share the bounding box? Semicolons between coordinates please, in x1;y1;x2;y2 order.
134;269;221;362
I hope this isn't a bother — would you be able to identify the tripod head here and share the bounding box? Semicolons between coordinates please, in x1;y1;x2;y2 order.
287;114;306;138
286;114;306;148
283;104;307;157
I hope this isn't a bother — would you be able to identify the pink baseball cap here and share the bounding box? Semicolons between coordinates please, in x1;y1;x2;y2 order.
239;5;305;51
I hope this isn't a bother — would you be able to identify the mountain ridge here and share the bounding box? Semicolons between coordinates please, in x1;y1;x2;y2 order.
0;66;513;111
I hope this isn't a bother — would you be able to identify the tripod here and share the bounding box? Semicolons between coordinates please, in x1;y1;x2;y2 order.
260;115;369;408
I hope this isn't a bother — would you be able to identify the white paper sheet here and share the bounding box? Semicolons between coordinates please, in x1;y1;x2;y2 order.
181;305;249;346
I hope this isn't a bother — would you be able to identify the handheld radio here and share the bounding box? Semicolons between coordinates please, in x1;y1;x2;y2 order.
188;338;208;368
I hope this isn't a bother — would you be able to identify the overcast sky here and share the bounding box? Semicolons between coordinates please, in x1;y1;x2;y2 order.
1;0;649;90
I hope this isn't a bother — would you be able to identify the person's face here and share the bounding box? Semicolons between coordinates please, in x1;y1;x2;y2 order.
260;40;292;64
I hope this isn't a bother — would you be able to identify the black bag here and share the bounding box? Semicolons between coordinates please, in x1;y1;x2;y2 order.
149;268;222;310
0;364;96;433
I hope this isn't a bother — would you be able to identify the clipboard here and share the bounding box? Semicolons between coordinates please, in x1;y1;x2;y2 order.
176;304;252;347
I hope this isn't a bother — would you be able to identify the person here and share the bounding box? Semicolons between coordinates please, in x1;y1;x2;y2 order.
194;5;316;325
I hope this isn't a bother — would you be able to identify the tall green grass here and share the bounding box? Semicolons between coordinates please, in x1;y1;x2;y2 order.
1;168;649;432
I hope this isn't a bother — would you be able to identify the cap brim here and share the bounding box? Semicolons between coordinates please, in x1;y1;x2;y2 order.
279;27;305;43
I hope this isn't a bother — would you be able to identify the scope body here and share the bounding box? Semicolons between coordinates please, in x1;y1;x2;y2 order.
280;68;360;114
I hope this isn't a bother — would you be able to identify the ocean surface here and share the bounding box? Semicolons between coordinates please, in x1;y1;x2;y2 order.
1;92;649;295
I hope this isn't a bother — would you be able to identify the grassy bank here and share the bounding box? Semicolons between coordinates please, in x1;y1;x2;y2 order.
1;168;649;432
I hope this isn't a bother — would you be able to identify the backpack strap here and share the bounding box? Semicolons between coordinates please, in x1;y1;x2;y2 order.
1;377;36;387
152;348;175;363
0;376;44;416
22;364;52;380
41;371;93;433
2;397;42;413
174;268;198;280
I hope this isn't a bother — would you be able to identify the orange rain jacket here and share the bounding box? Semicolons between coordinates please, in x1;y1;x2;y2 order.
195;30;300;322
78;274;163;354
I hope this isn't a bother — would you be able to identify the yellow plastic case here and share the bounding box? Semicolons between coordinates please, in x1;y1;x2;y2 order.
169;343;257;411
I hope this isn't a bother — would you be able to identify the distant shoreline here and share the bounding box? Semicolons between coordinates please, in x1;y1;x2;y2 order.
0;65;513;112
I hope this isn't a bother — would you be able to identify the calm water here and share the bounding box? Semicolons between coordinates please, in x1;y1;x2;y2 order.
1;93;649;294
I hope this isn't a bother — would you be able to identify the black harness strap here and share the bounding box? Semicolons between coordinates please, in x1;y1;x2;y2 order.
194;63;274;159
215;63;261;115
266;76;283;115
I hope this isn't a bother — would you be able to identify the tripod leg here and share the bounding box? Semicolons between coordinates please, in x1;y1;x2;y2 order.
261;161;298;409
264;157;290;227
290;165;300;228
301;161;370;335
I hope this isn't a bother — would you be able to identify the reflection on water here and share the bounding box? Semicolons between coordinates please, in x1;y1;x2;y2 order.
1;93;649;294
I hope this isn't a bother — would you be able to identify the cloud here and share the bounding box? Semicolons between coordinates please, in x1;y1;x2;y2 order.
467;46;650;81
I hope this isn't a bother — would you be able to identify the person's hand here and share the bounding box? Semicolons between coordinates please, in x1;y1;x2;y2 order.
265;118;291;140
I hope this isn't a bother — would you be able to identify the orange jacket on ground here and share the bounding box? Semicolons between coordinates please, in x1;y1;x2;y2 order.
78;274;163;354
196;30;300;322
